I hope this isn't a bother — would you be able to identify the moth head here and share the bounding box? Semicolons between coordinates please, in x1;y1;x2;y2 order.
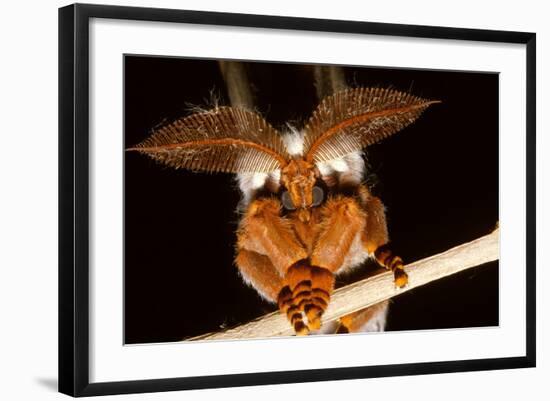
280;158;323;222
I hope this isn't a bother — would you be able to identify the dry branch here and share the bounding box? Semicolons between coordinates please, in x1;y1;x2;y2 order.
218;61;255;109
189;228;499;341
313;65;347;100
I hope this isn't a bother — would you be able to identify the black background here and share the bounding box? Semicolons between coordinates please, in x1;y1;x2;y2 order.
124;56;498;344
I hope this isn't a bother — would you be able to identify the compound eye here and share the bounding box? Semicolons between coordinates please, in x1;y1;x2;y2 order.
312;186;324;207
281;191;296;211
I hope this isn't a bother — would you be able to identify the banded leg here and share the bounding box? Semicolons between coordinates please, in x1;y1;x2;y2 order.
361;194;408;288
237;198;316;335
235;250;329;335
282;196;366;332
277;261;334;335
375;246;408;287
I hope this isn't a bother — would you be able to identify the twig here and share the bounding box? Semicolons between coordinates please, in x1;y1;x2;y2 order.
313;65;347;100
189;228;499;341
218;61;255;109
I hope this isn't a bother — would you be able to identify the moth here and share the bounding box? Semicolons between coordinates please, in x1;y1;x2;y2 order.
128;87;439;335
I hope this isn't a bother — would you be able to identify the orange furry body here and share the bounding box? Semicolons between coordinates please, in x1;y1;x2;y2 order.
236;175;405;335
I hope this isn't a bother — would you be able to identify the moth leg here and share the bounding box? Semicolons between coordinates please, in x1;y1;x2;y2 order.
335;301;389;333
237;197;308;276
361;194;408;288
311;196;367;271
306;265;334;331
277;262;312;335
237;198;312;334
295;196;367;331
235;249;284;303
235;249;314;335
278;261;335;334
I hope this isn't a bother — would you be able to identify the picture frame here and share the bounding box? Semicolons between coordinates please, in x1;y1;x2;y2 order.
59;3;536;397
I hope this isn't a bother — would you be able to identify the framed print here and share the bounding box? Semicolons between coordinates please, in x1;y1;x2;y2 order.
58;3;536;397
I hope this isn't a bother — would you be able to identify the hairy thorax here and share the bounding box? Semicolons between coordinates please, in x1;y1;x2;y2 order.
287;191;371;274
287;207;324;255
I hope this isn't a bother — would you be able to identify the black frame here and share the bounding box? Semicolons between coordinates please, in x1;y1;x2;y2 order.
59;3;536;397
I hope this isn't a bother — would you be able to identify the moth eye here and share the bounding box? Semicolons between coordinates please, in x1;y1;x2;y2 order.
281;191;296;210
312;186;324;207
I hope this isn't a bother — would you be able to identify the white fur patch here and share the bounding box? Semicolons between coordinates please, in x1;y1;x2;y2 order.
237;172;268;192
236;170;282;206
317;152;365;185
269;169;281;183
282;128;304;156
236;172;268;205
